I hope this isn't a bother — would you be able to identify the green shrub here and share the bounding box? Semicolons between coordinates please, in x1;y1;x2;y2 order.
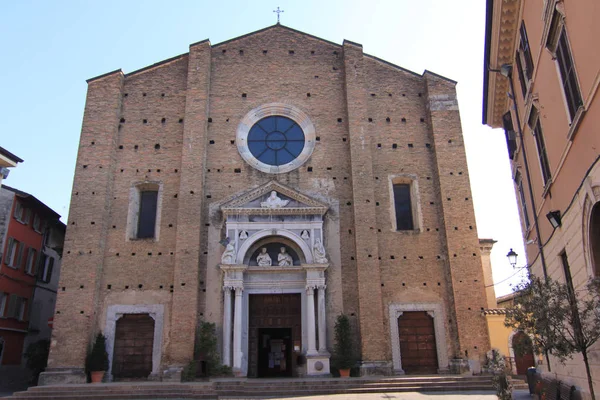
24;339;50;383
86;333;109;372
333;314;357;370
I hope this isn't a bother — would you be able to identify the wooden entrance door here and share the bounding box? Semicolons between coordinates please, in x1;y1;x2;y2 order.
112;314;154;379
398;311;438;374
513;331;535;375
248;294;301;378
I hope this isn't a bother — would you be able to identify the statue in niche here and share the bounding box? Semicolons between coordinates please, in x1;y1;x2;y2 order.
313;238;328;264
256;247;272;266
278;246;293;266
239;230;248;240
260;191;290;208
301;230;310;240
221;242;236;264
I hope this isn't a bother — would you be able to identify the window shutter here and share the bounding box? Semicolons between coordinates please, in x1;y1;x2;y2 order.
7;294;18;318
16;243;25;269
45;258;55;283
19;298;27;321
4;238;14;265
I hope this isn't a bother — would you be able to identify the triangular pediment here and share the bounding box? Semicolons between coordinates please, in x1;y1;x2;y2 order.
221;181;328;216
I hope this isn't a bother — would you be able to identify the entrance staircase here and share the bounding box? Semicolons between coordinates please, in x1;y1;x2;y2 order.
5;375;495;399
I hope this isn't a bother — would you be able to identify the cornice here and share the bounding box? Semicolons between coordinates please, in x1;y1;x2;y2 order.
486;0;521;128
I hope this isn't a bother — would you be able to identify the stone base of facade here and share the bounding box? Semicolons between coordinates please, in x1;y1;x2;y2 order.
306;354;330;376
448;358;471;374
161;366;183;382
359;361;393;376
38;368;87;386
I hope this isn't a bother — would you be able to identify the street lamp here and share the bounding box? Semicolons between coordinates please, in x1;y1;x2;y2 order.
507;248;518;268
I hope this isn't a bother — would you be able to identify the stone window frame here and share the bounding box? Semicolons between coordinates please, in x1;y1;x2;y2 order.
387;174;422;233
236;103;316;174
581;178;600;279
126;181;163;242
388;302;449;373
104;304;164;381
544;5;585;137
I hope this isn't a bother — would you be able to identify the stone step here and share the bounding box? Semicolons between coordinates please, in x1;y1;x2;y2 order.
7;376;495;399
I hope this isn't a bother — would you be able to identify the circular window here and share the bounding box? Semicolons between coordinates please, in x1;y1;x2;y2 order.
248;116;305;166
237;103;316;174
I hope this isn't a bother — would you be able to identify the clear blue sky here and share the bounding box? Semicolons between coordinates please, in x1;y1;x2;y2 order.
0;0;527;295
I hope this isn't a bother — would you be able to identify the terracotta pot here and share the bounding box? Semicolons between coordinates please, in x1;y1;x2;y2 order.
90;371;105;383
339;368;351;378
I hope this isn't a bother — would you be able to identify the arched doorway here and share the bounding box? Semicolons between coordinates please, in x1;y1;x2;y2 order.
512;331;534;375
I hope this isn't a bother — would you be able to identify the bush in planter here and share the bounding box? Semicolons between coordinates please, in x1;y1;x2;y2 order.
86;333;109;373
193;322;233;378
333;314;357;373
24;339;50;384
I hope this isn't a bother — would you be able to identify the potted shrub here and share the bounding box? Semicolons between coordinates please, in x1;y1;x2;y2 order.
86;333;109;383
333;314;356;377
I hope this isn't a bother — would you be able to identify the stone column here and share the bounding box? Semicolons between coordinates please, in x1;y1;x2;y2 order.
222;287;232;366
232;287;244;373
317;285;327;354
306;286;318;356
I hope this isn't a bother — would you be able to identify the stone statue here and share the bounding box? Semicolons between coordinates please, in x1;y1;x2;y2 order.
301;230;310;240
278;246;293;266
313;238;328;264
221;242;236;264
260;191;290;208
256;247;272;266
239;230;248;240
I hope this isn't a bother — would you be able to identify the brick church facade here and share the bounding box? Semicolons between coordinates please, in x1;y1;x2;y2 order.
41;25;490;383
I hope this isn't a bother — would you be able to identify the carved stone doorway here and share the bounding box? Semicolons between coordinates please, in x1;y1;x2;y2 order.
112;314;155;379
248;294;301;378
398;311;438;374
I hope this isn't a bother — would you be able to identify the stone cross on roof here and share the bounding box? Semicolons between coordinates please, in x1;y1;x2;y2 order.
273;6;284;24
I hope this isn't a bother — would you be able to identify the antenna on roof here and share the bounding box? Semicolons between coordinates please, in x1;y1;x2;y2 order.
273;6;284;24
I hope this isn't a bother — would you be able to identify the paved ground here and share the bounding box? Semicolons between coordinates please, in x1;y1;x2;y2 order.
215;390;531;399
1;388;533;399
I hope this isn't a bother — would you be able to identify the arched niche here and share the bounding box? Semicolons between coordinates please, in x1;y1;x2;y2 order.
245;236;304;266
237;229;313;264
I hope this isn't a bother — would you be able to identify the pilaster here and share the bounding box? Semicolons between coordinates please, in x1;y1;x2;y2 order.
342;40;388;369
40;70;124;385
167;39;212;368
424;72;490;363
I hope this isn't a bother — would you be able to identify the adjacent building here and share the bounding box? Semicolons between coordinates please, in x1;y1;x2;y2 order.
0;186;65;366
42;24;491;384
483;0;599;395
0;146;23;187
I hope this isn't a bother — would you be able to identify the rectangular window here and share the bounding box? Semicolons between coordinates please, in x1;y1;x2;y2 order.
0;292;6;317
13;201;23;221
137;190;158;238
33;214;42;233
7;296;27;321
38;255;54;284
6;294;19;319
516;23;534;97
4;238;21;268
515;172;531;230
560;251;576;303
393;183;414;231
528;108;552;186
25;248;37;275
502;112;517;160
555;28;583;120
